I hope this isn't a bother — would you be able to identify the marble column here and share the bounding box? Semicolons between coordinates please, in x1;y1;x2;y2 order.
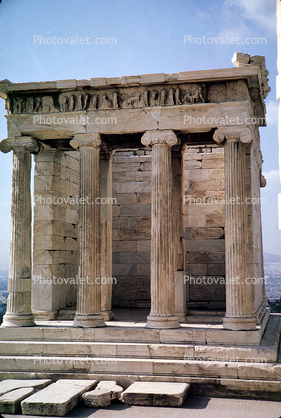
214;127;256;330
0;136;41;327
70;134;105;328
141;130;180;329
100;149;114;321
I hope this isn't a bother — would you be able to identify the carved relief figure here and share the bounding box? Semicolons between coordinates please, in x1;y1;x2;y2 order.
6;96;13;114
167;88;174;106
150;89;159;106
42;96;59;113
143;90;149;107
61;95;69;112
26;97;34;113
69;95;76;111
16;98;25;113
84;93;90;110
112;91;119;109
159;89;166;106
88;94;99;110
184;85;205;104
77;93;84;111
34;97;42;112
77;93;90;111
100;94;112;109
175;88;181;105
124;91;141;108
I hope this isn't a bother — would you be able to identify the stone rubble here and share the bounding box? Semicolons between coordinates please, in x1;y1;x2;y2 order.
82;380;124;408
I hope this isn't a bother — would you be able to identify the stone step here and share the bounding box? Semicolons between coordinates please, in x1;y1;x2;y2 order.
185;316;223;324
186;310;225;317
184;310;224;323
0;311;275;347
0;340;277;362
0;319;269;345
55;309;226;323
0;355;281;382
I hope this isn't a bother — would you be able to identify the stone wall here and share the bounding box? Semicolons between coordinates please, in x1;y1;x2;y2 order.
32;145;227;313
183;145;226;310
111;150;152;308
246;136;265;315
32;148;79;317
111;146;226;310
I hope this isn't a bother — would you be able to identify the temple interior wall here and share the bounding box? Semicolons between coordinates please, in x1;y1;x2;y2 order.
183;145;226;310
111;149;152;308
110;145;226;309
31;140;264;314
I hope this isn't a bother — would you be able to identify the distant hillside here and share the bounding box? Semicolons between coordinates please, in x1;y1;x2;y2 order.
0;268;8;277
263;253;281;264
0;270;8;291
0;270;8;324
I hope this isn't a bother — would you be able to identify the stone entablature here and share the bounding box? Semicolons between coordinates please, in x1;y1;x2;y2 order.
5;83;206;114
0;61;267;138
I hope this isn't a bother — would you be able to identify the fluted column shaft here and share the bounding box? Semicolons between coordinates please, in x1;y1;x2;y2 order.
0;136;41;327
70;134;105;328
214;127;256;330
141;130;180;329
100;150;114;320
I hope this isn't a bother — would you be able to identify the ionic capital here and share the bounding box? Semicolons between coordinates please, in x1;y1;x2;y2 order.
213;127;253;145
100;142;115;162
141;130;179;147
70;133;101;149
0;136;42;154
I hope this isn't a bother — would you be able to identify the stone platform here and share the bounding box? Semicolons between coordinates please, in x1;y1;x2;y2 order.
0;311;280;400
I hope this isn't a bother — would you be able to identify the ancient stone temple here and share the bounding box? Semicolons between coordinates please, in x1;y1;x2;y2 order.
0;53;280;400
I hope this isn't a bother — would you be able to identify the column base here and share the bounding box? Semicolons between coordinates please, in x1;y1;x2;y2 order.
146;315;180;329
223;316;257;331
32;310;58;320
102;310;115;321
1;313;35;327
73;313;106;328
176;313;187;323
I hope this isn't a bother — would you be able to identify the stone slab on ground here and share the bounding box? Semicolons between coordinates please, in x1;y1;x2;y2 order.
121;381;190;407
21;379;97;416
96;380;123;399
0;387;35;414
0;379;52;396
83;380;124;408
83;388;112;408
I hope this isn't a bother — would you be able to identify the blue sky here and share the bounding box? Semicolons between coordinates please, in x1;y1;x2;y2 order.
0;0;279;268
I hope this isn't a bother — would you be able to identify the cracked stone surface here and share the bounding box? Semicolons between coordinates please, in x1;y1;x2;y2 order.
21;379;97;416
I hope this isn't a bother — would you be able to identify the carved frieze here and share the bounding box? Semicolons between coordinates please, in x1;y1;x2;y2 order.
7;83;206;114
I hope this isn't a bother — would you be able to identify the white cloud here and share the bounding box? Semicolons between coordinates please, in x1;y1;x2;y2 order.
226;0;276;33
219;0;276;40
266;100;279;126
